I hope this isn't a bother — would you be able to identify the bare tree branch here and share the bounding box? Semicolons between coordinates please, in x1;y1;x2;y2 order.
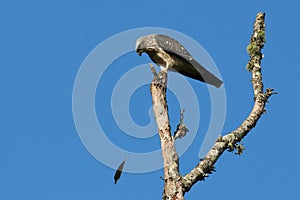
149;12;274;199
150;70;184;200
182;12;276;193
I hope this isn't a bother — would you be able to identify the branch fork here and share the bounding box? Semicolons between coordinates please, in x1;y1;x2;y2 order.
149;12;275;199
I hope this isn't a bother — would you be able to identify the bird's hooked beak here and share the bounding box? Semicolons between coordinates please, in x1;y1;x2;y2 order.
135;39;144;56
136;48;143;56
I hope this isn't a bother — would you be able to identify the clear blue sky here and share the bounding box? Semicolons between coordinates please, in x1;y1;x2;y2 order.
1;1;299;199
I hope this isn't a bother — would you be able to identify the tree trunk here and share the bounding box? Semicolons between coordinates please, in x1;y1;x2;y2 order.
150;70;184;200
149;12;274;199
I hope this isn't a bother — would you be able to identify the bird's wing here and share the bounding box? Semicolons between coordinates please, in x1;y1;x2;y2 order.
154;34;193;60
184;58;223;88
154;34;223;88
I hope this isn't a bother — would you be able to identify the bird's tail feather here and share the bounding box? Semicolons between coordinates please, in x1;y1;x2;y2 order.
192;60;223;88
175;59;223;88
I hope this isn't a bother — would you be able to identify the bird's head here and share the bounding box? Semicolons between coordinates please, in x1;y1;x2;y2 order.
135;38;146;56
135;35;155;56
136;47;144;56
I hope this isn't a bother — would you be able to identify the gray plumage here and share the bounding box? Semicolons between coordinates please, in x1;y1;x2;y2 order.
135;34;223;88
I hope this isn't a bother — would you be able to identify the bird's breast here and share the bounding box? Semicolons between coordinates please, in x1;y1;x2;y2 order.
147;51;167;67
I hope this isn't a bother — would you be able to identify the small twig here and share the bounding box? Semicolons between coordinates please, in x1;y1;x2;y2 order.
150;63;157;76
180;109;184;124
174;109;189;140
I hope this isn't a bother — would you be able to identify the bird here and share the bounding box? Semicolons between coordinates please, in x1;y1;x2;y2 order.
135;34;223;88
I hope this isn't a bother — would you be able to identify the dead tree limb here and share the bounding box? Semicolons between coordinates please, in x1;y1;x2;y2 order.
150;65;184;200
149;12;275;199
182;12;275;193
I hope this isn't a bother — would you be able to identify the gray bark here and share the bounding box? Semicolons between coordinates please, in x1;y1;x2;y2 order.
149;12;275;199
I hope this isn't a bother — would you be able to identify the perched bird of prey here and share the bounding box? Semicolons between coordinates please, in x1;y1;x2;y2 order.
113;158;126;185
135;34;223;88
